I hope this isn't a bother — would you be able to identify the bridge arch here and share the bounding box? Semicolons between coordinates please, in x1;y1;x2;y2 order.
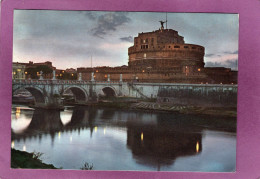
64;86;88;102
13;86;45;104
99;86;117;97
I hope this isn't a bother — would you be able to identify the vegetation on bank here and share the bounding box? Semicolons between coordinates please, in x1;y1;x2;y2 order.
11;149;95;170
11;149;57;169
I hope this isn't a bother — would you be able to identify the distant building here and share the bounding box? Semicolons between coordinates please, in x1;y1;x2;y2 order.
12;62;26;79
65;68;77;73
13;61;56;79
78;23;237;84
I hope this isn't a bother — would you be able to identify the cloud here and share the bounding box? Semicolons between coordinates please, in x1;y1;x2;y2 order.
205;59;238;70
223;50;238;55
84;12;97;20
91;12;131;38
205;54;215;57
120;36;133;42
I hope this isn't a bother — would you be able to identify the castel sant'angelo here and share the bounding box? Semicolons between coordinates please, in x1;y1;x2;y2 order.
78;22;237;84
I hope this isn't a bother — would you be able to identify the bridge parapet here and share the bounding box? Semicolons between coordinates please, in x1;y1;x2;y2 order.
12;79;124;85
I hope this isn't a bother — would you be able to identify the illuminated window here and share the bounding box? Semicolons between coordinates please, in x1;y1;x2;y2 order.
17;69;21;72
144;53;146;58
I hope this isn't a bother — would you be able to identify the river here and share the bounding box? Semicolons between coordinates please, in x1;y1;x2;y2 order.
11;104;236;172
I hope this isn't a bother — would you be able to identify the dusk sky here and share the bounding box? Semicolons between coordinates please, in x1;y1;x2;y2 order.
13;10;239;70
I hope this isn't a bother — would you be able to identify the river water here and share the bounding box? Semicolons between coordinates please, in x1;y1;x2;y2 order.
11;104;236;172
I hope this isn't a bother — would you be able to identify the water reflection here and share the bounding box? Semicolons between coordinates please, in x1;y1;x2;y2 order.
11;106;235;171
11;107;34;134
126;125;202;169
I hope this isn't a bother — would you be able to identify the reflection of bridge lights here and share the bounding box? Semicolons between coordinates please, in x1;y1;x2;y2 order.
16;107;21;119
11;141;15;148
23;145;26;151
70;136;73;142
103;128;106;135
58;132;61;139
141;132;144;141
94;126;98;133
196;141;199;153
16;107;21;113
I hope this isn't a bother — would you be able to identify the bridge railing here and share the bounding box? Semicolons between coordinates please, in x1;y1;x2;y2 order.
12;79;123;85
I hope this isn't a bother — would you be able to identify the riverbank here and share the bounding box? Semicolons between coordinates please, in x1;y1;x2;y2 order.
11;149;57;169
96;100;237;118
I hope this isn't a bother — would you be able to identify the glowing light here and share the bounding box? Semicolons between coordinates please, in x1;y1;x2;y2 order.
198;68;201;72
16;107;21;119
58;132;61;139
141;132;144;141
71;74;74;76
13;71;16;75
105;75;107;78
70;136;73;142
94;126;98;132
23;145;26;151
16;107;21;113
17;69;21;72
25;71;28;74
220;82;222;84
60;74;62;76
142;70;145;73
96;70;99;73
196;141;199;153
11;141;15;148
103;128;106;135
62;71;64;73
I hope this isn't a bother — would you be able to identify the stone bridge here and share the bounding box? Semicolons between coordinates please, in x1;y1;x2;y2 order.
12;78;238;108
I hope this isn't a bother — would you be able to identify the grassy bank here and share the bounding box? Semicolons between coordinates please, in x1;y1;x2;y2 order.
11;149;57;169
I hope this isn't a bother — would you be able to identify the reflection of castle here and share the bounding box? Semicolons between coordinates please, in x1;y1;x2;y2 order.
126;126;202;170
78;24;237;84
